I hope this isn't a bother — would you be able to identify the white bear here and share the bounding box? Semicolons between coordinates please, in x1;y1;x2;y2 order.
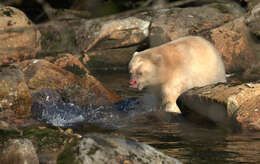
129;36;226;113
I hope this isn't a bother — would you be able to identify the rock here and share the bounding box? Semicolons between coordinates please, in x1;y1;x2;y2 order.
0;67;31;118
52;53;90;75
208;17;257;73
57;134;182;164
76;17;150;68
39;21;78;54
179;82;260;131
236;94;260;131
141;2;244;47
0;138;39;164
78;17;150;52
80;2;243;68
0;6;41;66
246;3;260;37
13;59;119;104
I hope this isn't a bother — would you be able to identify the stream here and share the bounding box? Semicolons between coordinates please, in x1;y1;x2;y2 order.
92;70;260;164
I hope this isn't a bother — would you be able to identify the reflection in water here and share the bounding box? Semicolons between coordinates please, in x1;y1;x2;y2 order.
118;118;260;164
95;71;260;164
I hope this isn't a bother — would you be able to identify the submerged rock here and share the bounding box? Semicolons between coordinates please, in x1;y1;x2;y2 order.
57;134;182;164
179;82;260;131
0;138;39;164
0;6;41;66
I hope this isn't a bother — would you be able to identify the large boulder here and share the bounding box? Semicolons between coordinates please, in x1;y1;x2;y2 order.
13;59;120;104
208;17;257;73
57;134;182;164
0;67;31;118
76;17;150;69
0;6;41;66
179;82;260;131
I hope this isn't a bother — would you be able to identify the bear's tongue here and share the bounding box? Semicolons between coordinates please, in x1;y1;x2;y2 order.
129;79;138;88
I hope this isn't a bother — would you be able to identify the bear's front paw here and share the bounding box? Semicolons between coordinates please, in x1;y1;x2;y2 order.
165;103;181;113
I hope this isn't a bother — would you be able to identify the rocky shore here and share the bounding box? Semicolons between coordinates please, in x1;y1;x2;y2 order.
0;0;259;163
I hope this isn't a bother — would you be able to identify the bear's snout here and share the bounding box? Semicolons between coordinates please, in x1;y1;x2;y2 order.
129;79;138;88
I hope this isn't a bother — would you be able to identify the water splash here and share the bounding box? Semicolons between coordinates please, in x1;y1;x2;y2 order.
31;89;158;128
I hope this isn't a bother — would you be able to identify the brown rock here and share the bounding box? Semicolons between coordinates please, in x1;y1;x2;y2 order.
0;6;41;66
0;139;39;164
0;67;31;118
209;17;257;73
53;53;90;75
179;82;260;131
236;94;260;131
14;59;119;104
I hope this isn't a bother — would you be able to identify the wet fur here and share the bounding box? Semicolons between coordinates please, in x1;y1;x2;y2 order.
129;36;226;113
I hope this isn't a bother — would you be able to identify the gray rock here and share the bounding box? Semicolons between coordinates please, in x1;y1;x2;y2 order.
58;134;182;164
0;139;39;164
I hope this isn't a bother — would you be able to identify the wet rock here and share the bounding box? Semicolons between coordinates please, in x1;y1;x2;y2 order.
0;67;31;118
179;82;260;131
209;17;257;73
13;59;119;104
246;3;260;37
0;138;39;164
57;134;182;164
0;6;41;66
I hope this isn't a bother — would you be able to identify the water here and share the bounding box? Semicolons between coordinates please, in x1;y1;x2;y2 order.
93;70;260;164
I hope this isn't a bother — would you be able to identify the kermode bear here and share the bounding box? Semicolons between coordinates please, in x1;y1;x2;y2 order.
129;36;226;113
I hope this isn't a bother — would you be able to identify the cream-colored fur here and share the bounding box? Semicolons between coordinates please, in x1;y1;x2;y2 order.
129;36;226;113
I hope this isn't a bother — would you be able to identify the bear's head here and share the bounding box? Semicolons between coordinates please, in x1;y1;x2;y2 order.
129;52;163;90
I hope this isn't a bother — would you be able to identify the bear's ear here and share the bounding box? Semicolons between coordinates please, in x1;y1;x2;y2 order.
133;52;139;56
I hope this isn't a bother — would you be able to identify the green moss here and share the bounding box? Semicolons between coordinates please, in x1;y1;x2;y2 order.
57;140;79;164
0;129;20;144
22;127;68;152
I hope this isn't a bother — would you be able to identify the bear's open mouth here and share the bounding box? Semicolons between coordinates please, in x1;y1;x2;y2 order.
129;79;138;88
